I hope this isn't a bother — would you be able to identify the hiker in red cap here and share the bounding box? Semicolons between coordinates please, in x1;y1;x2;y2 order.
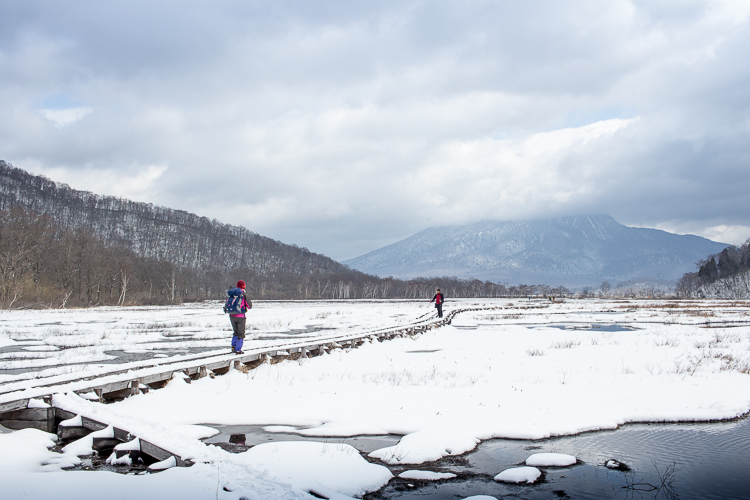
224;280;252;354
430;288;445;318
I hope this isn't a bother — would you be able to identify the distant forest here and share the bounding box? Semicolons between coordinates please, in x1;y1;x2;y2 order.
0;161;571;307
676;239;750;298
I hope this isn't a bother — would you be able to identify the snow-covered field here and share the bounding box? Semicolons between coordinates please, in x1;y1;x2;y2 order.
1;298;750;499
0;300;429;382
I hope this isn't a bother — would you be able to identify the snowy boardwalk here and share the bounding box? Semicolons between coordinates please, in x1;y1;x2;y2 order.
1;301;471;414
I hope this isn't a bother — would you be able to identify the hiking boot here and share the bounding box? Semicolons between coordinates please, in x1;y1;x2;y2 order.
235;350;244;355
231;347;235;353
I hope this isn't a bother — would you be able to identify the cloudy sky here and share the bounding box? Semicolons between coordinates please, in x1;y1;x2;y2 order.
2;0;749;260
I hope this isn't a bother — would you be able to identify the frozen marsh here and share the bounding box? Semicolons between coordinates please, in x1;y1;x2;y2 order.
1;298;750;499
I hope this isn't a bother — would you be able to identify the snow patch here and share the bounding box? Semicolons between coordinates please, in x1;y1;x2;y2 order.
398;470;457;480
525;452;576;466
494;466;542;483
369;429;479;464
241;441;392;498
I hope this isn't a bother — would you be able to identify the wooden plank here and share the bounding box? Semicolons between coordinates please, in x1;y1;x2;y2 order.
92;437;120;452
0;399;29;414
98;380;131;394
0;408;48;421
205;360;232;371
237;353;259;363
46;406;55;433
55;408;77;421
140;372;173;385
59;426;89;441
81;415;108;432
140;439;173;461
114;427;135;443
0;419;48;431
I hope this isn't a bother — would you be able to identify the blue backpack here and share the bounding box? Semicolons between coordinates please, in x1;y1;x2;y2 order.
223;287;246;315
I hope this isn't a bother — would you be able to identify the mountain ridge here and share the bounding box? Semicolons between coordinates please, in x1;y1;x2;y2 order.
344;215;730;287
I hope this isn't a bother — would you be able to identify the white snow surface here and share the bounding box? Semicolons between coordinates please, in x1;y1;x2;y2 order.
241;441;392;499
493;466;542;483
1;298;750;498
525;452;576;467
398;470;457;480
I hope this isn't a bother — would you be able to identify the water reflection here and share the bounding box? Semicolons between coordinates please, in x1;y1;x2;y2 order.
369;417;750;499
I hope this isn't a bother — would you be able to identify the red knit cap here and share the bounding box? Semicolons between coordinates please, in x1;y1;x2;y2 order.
237;280;246;289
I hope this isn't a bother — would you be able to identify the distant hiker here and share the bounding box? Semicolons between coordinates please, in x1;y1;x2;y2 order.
430;288;445;318
225;280;252;354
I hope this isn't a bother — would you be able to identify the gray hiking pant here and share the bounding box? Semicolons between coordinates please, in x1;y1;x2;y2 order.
230;316;246;338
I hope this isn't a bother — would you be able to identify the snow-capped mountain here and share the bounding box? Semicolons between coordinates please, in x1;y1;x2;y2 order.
344;215;731;287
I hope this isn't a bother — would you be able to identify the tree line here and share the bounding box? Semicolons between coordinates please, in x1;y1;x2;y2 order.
0;206;572;308
675;239;750;297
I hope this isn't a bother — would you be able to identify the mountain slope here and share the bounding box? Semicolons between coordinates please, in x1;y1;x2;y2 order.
0;160;355;279
344;215;730;287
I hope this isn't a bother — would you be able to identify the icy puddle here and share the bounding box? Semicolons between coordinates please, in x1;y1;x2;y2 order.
367;416;750;500
202;424;402;454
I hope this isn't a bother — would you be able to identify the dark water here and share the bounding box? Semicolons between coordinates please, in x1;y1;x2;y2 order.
455;324;636;332
202;424;401;454
370;416;750;500
536;324;637;332
205;418;750;500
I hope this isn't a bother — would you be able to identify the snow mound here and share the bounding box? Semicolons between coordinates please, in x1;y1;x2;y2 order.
398;470;457;480
241;440;392;498
462;496;499;500
369;429;479;464
59;414;82;428
148;455;177;471
0;428;57;471
525;452;576;466
27;398;50;408
494;466;542;484
106;451;132;466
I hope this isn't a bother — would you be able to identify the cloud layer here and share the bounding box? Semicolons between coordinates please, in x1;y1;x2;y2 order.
2;0;749;260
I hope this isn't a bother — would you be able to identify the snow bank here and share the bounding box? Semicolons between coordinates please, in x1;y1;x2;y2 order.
0;428;57;472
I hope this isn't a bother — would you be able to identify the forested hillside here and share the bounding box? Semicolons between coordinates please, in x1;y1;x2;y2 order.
0;161;348;277
0;160;372;305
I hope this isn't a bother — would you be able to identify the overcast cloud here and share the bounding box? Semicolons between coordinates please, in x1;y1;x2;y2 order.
1;0;749;260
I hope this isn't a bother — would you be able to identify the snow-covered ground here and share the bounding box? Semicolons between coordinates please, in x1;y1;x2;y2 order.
1;298;750;499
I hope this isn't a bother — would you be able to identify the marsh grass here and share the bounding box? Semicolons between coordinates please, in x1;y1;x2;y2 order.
550;339;581;349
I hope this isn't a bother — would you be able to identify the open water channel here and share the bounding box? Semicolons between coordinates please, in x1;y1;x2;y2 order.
205;415;750;500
